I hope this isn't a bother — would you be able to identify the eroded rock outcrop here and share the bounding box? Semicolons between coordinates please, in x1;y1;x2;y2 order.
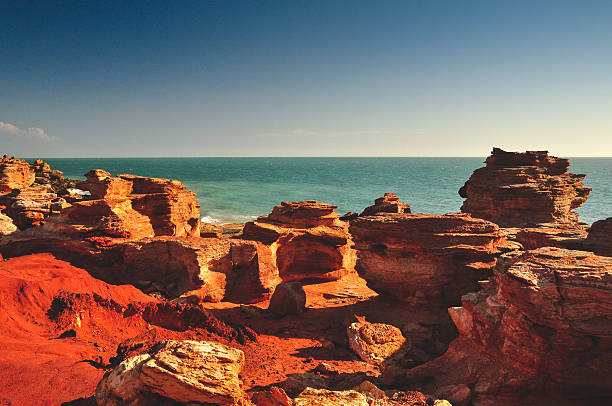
96;340;246;405
0;211;17;235
120;174;201;237
459;148;591;227
0;157;35;193
360;193;410;216
350;213;510;306
405;247;612;405
348;317;407;365
243;201;356;282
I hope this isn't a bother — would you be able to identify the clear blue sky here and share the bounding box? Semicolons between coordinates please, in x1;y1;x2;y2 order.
1;0;611;157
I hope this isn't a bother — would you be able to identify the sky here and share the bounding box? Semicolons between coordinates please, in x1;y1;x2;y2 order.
1;0;611;157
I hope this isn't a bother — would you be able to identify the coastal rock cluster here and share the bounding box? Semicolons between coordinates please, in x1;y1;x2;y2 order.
0;148;611;406
459;148;591;227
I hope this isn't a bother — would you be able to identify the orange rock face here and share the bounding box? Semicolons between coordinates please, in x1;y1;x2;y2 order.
243;201;356;282
406;247;612;405
120;174;201;237
77;169;133;199
350;213;510;307
0;157;35;193
360;193;410;216
459;148;591;227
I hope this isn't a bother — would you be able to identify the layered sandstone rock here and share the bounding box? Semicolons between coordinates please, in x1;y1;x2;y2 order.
0;157;35;193
459;148;591;227
77;169;133;199
31;158;76;195
243;201;356;282
513;224;589;251
405;247;612;405
96;340;246;405
360;193;410;216
120;174;201;237
350;213;510;306
586;217;612;256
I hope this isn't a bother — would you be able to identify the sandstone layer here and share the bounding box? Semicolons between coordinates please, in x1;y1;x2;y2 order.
459;148;591;227
243;201;356;282
586;217;612;256
405;247;612;405
350;212;510;306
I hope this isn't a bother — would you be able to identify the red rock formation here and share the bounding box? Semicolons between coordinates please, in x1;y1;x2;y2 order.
513;224;588;251
119;174;201;237
360;193;411;216
459;148;591;227
349;213;511;307
586;217;612;256
243;201;356;282
77;169;133;199
0;157;35;193
405;247;612;405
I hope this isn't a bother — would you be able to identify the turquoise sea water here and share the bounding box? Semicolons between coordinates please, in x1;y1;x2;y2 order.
32;157;612;225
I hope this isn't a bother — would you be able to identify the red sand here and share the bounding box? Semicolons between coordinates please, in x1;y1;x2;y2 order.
0;254;449;405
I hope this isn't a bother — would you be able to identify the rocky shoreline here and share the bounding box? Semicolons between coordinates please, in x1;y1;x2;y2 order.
0;148;610;405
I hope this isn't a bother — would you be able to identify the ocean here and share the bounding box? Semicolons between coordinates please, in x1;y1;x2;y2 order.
34;157;612;225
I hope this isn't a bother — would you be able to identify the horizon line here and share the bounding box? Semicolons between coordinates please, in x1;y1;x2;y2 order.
18;155;612;159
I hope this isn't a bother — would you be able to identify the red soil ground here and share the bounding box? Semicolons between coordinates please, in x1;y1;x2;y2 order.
0;254;453;405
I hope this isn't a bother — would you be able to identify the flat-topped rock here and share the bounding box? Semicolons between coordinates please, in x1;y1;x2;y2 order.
350;212;511;306
360;193;411;216
77;171;133;199
265;200;343;228
459;148;591;227
405;247;612;405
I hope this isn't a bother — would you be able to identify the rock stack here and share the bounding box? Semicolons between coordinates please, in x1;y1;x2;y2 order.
360;192;411;216
243;200;356;282
459;148;591;227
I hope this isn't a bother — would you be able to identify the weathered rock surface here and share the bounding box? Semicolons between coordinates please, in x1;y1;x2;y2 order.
96;340;246;405
293;387;369;406
31;158;76;195
360;193;410;216
77;169;133;199
586;217;612;256
459;148;591;227
252;386;294;405
0;211;17;235
0;157;35;193
348;317;407;365
268;282;307;317
405;247;612;405
513;224;589;251
243;201;356;282
350;213;510;306
120;174;201;237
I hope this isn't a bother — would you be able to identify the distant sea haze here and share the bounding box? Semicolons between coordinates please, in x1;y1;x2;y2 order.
35;157;612;225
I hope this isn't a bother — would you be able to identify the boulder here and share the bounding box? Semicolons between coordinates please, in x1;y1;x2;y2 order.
360;193;410;216
268;282;306;317
349;213;511;306
459;148;591;227
0;212;17;235
251;386;293;406
96;340;246;405
293;388;369;406
243;201;356;282
405;247;612;405
348;317;407;365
